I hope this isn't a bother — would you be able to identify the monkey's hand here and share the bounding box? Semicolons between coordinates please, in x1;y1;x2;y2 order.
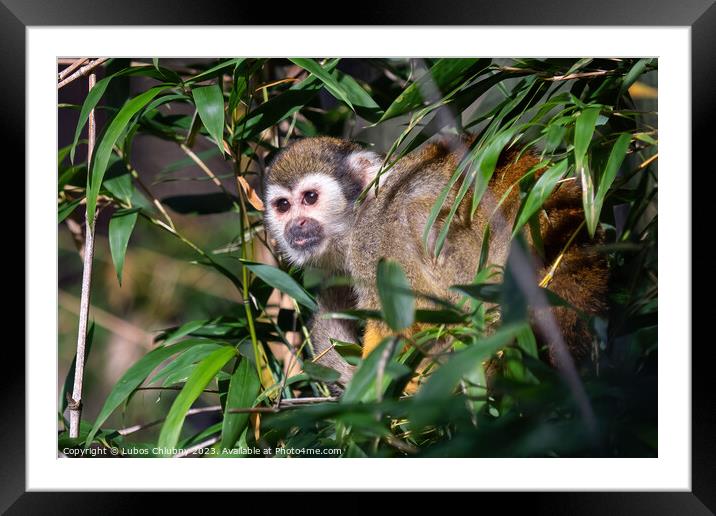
307;286;358;395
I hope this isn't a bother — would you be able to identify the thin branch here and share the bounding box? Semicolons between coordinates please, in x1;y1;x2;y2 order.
179;143;232;194
69;72;97;439
118;397;337;437
58;58;108;89
113;146;176;230
58;58;88;80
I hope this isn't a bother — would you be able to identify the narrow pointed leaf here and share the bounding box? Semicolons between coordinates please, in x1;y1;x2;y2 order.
187;58;245;84
574;106;601;170
574;107;601;236
376;259;414;332
512;160;568;237
379;58;490;122
289;58;354;111
108;208;139;286
192;84;226;154
242;260;318;312
411;324;521;429
58;198;83;223
85;339;215;447
86;86;166;226
157;346;236;454
233;59;339;142
590;133;631;236
220;356;260;450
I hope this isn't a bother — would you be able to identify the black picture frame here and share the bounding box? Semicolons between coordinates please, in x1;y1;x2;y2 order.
6;0;714;512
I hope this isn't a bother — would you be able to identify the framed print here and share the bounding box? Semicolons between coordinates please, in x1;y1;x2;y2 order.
6;0;714;511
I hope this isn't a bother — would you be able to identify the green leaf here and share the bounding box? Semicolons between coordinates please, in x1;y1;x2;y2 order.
70;77;111;163
158;346;236;455
192;84;226;154
590;133;631;236
242;260;318;312
58;198;82;223
232;59;339;142
342;337;405;403
159;319;210;346
470;127;520;216
150;341;222;386
85;339;215;447
429;125;517;257
187;58;245;84
574;107;601;236
220;356;260;451
102;164;134;205
333;70;383;122
108;208;139;286
452;283;502;303
69;66;182;164
289;58;354;111
379;58;489;122
574;106;601;171
512;159;568;237
619;58;653;100
303;361;341;382
411;325;521;428
86;86;166;226
376;259;415;332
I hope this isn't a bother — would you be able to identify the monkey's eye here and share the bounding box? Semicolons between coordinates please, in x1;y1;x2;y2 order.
274;198;291;213
303;190;318;205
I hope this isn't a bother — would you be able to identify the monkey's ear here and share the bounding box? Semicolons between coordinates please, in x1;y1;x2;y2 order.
346;150;383;189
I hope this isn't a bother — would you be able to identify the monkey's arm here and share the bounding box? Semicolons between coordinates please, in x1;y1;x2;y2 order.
307;286;358;392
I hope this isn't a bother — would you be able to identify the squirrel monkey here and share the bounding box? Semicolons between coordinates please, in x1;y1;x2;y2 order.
263;136;608;392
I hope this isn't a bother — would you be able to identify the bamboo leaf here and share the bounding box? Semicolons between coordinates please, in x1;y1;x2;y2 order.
108;207;139;286
192;84;226;155
333;70;383;122
376;259;414;332
58;198;83;223
70;77;111;163
574;107;601;236
70;66;182;164
187;58;245;84
379;58;490;122
411;324;521;429
232;59;339;142
619;58;653;100
158;346;237;455
574;106;601;170
85;339;217;447
220;356;260;451
512;160;568;237
86;86;166;227
242;260;318;312
590;133;631;236
289;58;354;111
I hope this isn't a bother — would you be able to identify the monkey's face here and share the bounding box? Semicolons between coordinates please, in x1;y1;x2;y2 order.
263;137;382;269
264;173;351;267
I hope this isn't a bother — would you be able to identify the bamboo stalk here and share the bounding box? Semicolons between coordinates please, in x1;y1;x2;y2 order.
68;73;97;439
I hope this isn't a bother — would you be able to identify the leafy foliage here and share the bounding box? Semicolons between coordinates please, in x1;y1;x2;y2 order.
58;57;657;458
